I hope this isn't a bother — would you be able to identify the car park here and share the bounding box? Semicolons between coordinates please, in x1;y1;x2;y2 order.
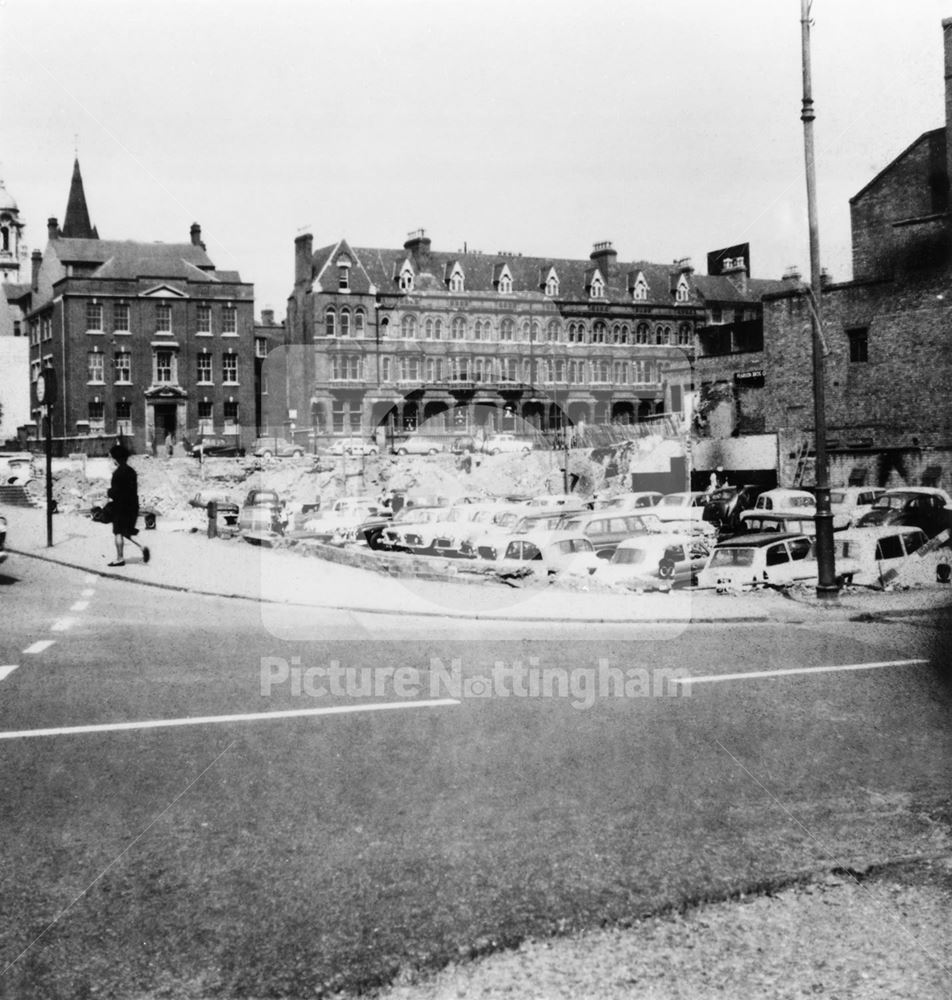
252;437;305;459
696;532;859;589
556;510;662;558
597;533;710;589
732;511;822;537
653;491;711;524
833;526;928;586
481;433;533;455
701;484;766;533
594;491;663;512
855;487;951;538
748;488;816;515
829;487;887;528
390;436;444;456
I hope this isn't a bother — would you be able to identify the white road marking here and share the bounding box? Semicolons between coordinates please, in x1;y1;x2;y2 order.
50;619;75;632
83;574;97;583
81;589;95;597
0;666;18;683
674;658;929;686
70;601;90;612
23;640;56;655
0;698;461;741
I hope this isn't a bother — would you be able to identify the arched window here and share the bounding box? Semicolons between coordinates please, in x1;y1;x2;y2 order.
592;321;606;344
620;324;630;344
678;322;693;346
401;314;417;338
433;318;443;340
339;308;351;337
354;309;365;337
380;316;390;338
453;316;466;340
547;320;561;343
636;322;650;345
424;317;434;339
324;307;336;337
500;318;514;341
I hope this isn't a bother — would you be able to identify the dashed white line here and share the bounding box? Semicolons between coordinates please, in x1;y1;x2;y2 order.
70;601;90;612
50;619;75;632
0;698;461;740
0;666;18;683
23;640;56;655
673;658;930;686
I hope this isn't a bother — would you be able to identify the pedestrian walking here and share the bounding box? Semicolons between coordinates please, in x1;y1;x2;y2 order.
107;443;150;567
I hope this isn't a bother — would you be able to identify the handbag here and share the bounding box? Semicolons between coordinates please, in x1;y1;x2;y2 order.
93;502;114;524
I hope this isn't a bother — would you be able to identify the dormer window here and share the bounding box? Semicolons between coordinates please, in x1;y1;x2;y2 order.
495;264;513;294
544;267;559;297
632;273;649;301
398;261;414;292
448;263;465;292
337;256;351;291
589;272;605;299
675;274;691;303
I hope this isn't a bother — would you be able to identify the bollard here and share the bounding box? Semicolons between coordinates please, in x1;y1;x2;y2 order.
207;500;218;538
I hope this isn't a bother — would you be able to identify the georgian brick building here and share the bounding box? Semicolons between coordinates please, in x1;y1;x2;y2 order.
281;230;780;443
25;159;255;454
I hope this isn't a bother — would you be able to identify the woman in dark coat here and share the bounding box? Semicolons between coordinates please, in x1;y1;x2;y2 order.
107;444;150;566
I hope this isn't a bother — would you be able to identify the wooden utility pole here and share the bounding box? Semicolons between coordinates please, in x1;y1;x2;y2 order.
801;0;839;598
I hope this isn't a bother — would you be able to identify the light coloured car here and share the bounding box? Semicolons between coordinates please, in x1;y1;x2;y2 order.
833;526;928;586
380;506;453;552
328;438;379;456
391;436;444;456
302;496;383;541
491;531;602;578
238;488;286;535
748;488;816;515
595;491;663;512
597;533;711;589
829;487;886;528
525;493;586;510
653;492;711;524
556;510;663;557
481;433;534;455
697;532;858;590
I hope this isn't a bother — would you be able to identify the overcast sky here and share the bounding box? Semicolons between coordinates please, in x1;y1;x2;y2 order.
3;0;948;315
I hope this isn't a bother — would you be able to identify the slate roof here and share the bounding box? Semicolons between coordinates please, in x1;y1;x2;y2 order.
49;238;237;282
308;241;781;306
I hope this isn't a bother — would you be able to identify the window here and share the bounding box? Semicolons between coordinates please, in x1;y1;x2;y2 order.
222;354;238;383
497;269;512;294
354;309;365;337
452;317;467;341
331;355;362;381
339;308;351;337
449;266;464;292
223;400;239;430
155;350;174;383
765;543;790;566
86;301;103;332
116;400;132;435
399;263;414;292
632;275;649;301
197;305;211;334
848;327;869;363
255;338;268;358
88;400;105;433
325;307;336;337
197;353;213;383
401;314;417;338
592;321;606;344
198;401;214;434
678;323;693;346
547;320;561;343
381;356;393;382
675;276;690;302
338;264;350;290
222;307;237;335
788;537;812;561
87;351;104;383
114;351;132;383
589;273;605;298
114;303;130;333
156;303;172;333
500;318;514;341
545;273;559;296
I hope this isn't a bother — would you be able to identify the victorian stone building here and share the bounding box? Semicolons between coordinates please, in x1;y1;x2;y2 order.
282;230;781;444
24;159;256;455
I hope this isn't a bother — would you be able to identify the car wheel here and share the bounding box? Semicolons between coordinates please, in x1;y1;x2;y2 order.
292;450;303;458
522;446;531;453
144;512;157;530
490;448;500;456
398;448;408;456
427;448;438;455
262;450;273;459
658;558;675;579
369;448;378;456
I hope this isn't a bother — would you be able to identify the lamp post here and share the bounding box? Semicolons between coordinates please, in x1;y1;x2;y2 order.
801;0;838;598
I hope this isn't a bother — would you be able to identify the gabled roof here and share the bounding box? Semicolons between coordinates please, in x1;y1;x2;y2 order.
850;128;944;205
692;273;787;303
50;238;223;282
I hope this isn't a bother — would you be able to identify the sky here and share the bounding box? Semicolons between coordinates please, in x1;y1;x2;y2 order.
2;0;948;316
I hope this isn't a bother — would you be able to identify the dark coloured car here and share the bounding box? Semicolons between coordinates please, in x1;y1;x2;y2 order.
702;484;767;534
186;436;246;458
855;488;951;538
556;510;663;558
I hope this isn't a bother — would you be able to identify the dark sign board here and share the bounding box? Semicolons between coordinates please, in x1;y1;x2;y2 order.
707;242;751;276
734;369;764;382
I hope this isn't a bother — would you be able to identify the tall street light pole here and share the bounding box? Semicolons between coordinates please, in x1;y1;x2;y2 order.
801;0;838;599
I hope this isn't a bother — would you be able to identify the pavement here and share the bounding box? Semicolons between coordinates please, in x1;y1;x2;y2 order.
4;503;952;625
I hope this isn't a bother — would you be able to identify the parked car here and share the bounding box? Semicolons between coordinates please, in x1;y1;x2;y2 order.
328;438;379;456
654;491;710;519
595;491;663;512
748;488;816;515
701;484;766;533
379;506;452;552
301;496;384;541
525;493;587;510
696;532;858;589
829;486;887;528
391;436;444;456
732;511;823;537
491;531;602;578
556;510;662;558
185;436;245;458
0;452;34;484
481;433;533;455
252;437;305;459
238;488;286;535
855;487;951;538
597;533;710;589
833;526;928;586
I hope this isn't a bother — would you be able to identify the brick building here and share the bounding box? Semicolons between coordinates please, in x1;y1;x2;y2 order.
24;159;256;455
279;230;781;445
694;16;952;492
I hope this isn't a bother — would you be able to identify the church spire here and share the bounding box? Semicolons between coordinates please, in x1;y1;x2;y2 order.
61;157;98;239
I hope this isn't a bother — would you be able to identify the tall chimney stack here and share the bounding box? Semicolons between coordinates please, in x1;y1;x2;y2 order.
295;233;314;285
47;217;60;241
31;250;42;291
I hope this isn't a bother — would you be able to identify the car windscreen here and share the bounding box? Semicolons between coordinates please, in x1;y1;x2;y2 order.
612;548;648;565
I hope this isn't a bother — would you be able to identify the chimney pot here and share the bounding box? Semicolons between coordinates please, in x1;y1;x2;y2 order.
261;309;275;326
190;222;202;247
31;249;42;291
47;217;60;240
